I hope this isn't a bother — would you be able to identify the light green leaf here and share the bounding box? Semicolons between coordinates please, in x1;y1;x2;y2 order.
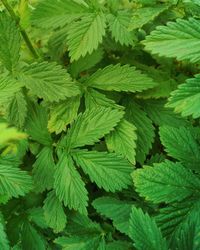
20;62;80;102
159;126;200;171
0;123;26;149
0;13;21;71
48;96;80;134
123;99;155;164
85;88;123;110
129;207;167;250
26;103;52;146
108;11;134;46
106;119;137;164
6;91;27;129
43;191;67;233
31;0;89;28
67;13;106;61
93;197;133;235
128;5;168;31
0;75;22;105
54;153;88;214
32;147;55;192
133;160;200;203
65;106;124;149
167;74;200;118
86;64;157;93
0;161;33;198
73;150;133;192
143;18;200;63
55;234;101;250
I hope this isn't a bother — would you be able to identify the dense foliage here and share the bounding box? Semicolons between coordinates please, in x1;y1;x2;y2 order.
0;0;200;249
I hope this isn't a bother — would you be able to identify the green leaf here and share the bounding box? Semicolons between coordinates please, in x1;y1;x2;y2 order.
28;207;48;230
69;48;104;78
32;147;55;192
26;102;52;146
106;119;137;164
175;215;200;250
142;99;188;127
55;234;102;250
0;75;22;105
167;74;200;118
48;96;80;134
0;161;33;198
136;67;177;99
143;18;200;63
156;199;200;239
43;191;67;233
108;11;134;46
159;126;200;171
123;99;155;164
21;221;46;250
54;153;88;214
133;160;200;203
0;213;10;250
93;197;133;235
86;64;157;93
20;62;80;102
6;91;27;129
67;13;106;61
0;13;21;71
85;88;122;110
0;123;26;149
73;150;133;192
129;207;167;250
106;241;132;250
66;212;102;235
65;107;124;149
31;0;89;28
128;5;168;31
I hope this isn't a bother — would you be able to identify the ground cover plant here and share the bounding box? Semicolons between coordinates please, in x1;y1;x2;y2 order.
0;0;200;249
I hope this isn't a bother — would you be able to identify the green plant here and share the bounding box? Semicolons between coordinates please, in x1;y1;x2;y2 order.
0;0;200;249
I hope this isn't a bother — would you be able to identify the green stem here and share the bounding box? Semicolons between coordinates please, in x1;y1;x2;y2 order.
1;0;39;59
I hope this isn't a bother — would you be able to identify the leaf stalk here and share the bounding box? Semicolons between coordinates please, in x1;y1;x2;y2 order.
1;0;39;59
